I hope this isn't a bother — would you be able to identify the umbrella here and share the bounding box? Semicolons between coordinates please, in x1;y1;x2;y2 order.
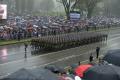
103;49;120;66
2;68;59;80
83;64;120;80
33;25;38;28
42;26;48;29
70;64;78;69
44;65;64;73
75;64;92;78
1;68;37;80
0;26;4;29
29;68;59;80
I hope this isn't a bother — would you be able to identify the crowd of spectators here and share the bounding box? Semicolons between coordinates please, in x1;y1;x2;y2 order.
0;14;120;40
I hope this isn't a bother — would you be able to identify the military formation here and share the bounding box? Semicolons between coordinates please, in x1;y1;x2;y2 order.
31;32;108;51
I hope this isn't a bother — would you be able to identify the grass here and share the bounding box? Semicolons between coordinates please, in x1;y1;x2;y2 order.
0;38;31;46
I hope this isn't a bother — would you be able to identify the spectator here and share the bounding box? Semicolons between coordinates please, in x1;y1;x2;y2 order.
78;61;81;65
74;75;82;80
59;72;74;80
89;53;93;62
96;47;100;59
59;72;67;80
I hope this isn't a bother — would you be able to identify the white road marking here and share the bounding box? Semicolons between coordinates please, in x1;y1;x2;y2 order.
108;37;120;42
28;54;104;69
0;54;104;79
0;50;93;66
109;34;120;37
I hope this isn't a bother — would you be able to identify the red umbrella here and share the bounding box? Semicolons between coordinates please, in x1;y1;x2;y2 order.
75;64;92;78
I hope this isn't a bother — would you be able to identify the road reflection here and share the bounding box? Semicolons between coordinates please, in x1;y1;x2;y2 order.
0;48;8;57
0;48;8;61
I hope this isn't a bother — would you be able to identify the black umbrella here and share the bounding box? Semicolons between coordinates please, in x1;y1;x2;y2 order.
44;65;64;73
1;68;59;80
1;68;38;80
29;68;59;80
103;49;120;66
83;64;120;80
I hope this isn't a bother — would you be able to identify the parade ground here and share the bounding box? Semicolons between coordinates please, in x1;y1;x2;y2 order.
0;28;120;78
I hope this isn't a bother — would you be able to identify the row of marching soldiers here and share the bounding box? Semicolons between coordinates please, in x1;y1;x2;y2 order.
31;32;108;50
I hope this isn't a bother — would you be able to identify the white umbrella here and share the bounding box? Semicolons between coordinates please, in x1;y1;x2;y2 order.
42;26;48;29
33;25;38;28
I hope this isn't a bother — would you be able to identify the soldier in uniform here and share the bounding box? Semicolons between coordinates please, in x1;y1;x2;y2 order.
96;47;100;59
24;42;28;52
89;53;94;62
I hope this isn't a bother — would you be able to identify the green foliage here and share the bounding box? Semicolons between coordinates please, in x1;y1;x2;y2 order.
58;0;102;18
74;0;102;18
57;0;77;20
0;39;31;46
104;0;120;16
15;0;34;14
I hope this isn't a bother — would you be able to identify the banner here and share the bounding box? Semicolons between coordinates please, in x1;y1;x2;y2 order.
70;12;80;20
0;4;7;19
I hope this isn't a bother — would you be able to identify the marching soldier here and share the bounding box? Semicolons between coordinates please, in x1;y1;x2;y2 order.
30;32;106;53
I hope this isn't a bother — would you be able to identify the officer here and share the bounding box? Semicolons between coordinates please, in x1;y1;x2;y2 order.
96;47;100;59
89;53;94;62
24;42;28;52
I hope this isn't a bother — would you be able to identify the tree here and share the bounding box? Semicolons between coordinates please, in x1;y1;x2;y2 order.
71;0;85;16
39;0;55;13
86;0;102;18
15;0;21;13
104;0;120;17
73;0;102;18
58;0;102;19
15;0;34;14
26;0;34;13
57;0;78;20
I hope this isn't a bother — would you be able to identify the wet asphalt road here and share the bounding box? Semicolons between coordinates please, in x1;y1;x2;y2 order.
0;28;120;78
